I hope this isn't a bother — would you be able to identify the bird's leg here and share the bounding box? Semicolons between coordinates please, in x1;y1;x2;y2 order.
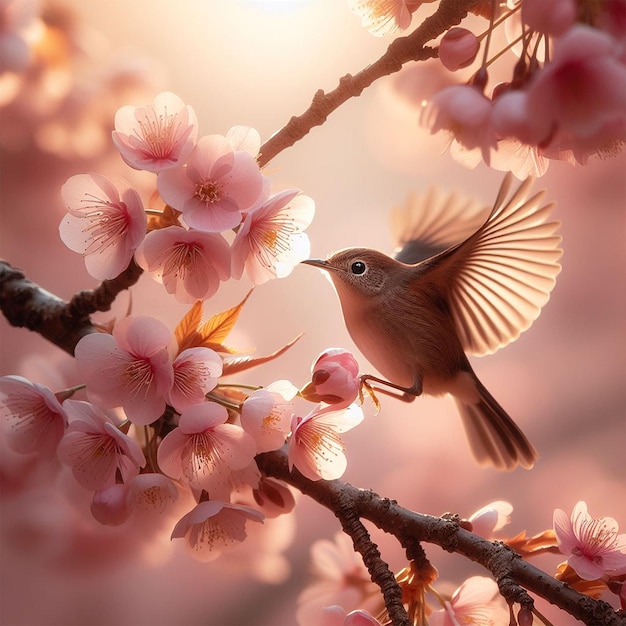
359;374;422;407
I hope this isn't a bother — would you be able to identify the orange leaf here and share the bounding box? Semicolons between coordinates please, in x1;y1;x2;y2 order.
198;289;254;346
222;333;303;376
175;301;204;353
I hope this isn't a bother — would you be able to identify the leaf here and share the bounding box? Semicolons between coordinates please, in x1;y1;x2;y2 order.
222;333;303;376
174;301;204;353
199;289;254;346
174;290;254;354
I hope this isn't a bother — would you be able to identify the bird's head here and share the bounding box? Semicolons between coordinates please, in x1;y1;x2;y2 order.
302;248;401;298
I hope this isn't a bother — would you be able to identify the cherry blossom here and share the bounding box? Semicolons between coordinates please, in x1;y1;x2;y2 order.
157;134;268;232
134;225;231;302
468;500;513;538
112;91;198;172
428;576;509;626
521;0;576;37
127;473;179;515
231;189;315;284
251;476;296;518
553;501;626;580
297;532;377;626
349;0;427;36
225;125;261;157
423;84;496;159
0;375;68;458
168;347;223;412
299;349;360;408
74;316;175;426
525;26;626;162
157;402;256;496
288;404;363;482
171;499;264;562
240;380;297;453
59;173;147;280
320;607;382;626
438;28;480;72
57;399;146;491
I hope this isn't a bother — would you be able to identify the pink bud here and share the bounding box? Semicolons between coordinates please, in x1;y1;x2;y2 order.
300;348;360;406
439;28;480;71
91;484;131;526
517;607;533;626
522;0;576;37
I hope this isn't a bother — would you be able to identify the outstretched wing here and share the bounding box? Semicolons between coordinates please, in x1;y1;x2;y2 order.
391;185;489;264
434;173;563;356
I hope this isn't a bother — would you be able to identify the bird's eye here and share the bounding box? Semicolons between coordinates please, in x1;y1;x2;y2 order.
351;261;367;275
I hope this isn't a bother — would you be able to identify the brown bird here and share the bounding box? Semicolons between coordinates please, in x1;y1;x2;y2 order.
302;174;562;470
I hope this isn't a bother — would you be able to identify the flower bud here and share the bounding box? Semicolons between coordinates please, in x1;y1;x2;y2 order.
439;28;480;71
300;348;360;406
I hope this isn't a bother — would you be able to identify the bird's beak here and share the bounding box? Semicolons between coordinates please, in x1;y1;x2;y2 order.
301;258;329;270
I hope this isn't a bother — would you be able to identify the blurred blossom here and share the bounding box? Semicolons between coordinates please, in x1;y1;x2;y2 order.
135;226;231;303
112;91;198;172
0;0;41;73
231;189;315;284
157;134;268;232
300;348;361;408
57;399;145;491
251;475;296;518
468;500;513;538
438;28;479;72
349;0;427;36
74;316;175;426
59;173;147;280
171;499;264;562
521;0;576;37
428;576;509;626
157;402;256;495
168;347;223;412
321;606;383;626
0;375;68;458
297;532;377;626
553;501;626;581
240;380;297;453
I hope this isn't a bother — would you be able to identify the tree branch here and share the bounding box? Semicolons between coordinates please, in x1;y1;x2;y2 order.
257;0;475;168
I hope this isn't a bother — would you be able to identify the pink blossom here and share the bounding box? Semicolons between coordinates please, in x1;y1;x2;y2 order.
521;0;576;37
225;125;261;157
553;501;626;580
349;0;426;36
59;173;147;280
525;26;626;158
468;501;513;538
288;404;363;481
423;84;496;158
91;483;131;526
297;532;376;626
231;189;315;284
428;576;509;626
240;380;297;453
127;473;179;514
0;375;68;458
57;399;145;491
157;402;256;495
134;225;231;302
251;476;296;518
112;91;198;172
171;499;264;562
168;347;223;412
438;28;480;71
74;317;175;426
300;349;360;408
157;134;268;232
321;607;383;626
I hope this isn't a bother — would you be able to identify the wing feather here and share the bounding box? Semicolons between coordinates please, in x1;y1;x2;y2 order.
445;173;563;355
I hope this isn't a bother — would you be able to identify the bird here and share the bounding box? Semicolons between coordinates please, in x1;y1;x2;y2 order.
302;173;562;470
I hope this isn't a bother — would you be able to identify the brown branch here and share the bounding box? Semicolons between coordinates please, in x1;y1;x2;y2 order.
256;450;626;626
257;0;475;168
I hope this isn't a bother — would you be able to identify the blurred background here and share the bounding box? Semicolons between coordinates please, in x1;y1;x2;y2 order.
1;1;624;624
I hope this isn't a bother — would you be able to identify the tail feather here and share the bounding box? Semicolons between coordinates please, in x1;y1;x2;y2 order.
454;377;538;471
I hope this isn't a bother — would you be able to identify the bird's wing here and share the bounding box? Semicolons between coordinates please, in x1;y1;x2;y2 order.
391;185;489;264
435;173;563;356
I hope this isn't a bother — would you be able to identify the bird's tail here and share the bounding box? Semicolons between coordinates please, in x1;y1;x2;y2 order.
454;375;538;471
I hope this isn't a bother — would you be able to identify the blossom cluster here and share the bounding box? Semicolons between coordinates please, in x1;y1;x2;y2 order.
351;0;626;177
296;500;626;625
0;318;364;561
59;91;315;297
